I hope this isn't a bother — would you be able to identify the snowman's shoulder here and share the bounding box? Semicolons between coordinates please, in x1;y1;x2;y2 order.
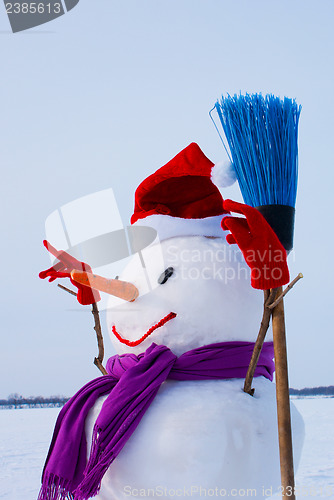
148;378;277;426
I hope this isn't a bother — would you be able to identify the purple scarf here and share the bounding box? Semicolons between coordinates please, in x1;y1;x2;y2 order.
38;341;274;500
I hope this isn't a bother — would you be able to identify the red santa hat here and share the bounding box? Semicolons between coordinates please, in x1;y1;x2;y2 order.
131;143;236;241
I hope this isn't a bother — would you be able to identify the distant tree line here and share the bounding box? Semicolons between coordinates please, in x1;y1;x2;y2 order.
0;393;69;409
289;386;334;396
1;387;333;409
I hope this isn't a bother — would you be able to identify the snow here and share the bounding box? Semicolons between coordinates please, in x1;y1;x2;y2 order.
0;397;333;500
0;407;59;499
271;397;334;500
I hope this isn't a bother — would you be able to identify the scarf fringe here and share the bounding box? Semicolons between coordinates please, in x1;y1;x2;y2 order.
73;455;112;500
38;472;74;500
73;425;114;500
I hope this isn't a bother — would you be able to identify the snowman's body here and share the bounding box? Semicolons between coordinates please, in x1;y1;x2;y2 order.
85;235;304;500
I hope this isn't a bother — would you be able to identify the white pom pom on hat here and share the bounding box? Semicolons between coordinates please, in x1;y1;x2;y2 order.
211;160;237;188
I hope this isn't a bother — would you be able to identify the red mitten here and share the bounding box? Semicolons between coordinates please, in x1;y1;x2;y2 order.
39;240;101;305
221;200;290;290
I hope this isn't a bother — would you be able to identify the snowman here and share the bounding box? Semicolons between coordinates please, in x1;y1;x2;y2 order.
38;143;304;500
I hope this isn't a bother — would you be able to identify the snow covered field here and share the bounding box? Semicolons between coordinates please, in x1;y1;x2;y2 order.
0;397;333;500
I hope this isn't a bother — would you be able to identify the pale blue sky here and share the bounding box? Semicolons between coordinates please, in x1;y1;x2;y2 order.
1;0;333;397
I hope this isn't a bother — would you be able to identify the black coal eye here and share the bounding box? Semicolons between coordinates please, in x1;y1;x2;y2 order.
158;267;174;284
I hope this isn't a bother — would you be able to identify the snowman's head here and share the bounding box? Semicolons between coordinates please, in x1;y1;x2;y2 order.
104;142;268;355
106;235;265;356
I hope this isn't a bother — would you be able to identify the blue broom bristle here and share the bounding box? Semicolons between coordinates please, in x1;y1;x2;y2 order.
214;93;301;208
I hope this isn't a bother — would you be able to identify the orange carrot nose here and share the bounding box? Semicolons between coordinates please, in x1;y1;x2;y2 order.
70;270;139;302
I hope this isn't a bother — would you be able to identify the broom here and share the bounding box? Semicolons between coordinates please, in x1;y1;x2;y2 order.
212;93;301;500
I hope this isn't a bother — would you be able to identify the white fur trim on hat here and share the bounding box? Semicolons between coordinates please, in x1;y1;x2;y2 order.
133;214;228;242
211;161;237;188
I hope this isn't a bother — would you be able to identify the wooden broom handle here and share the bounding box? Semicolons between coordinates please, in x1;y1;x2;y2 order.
272;286;295;500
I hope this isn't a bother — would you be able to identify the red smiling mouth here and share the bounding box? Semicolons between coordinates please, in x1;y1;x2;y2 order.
111;312;177;347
